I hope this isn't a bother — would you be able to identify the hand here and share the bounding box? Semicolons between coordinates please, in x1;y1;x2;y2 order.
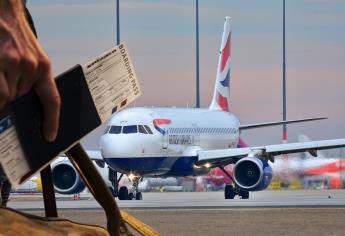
0;1;60;141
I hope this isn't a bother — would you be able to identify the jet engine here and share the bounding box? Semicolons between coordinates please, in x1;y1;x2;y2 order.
51;160;85;194
233;157;272;191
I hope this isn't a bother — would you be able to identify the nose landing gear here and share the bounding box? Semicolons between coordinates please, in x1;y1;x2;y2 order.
109;168;142;200
121;177;142;200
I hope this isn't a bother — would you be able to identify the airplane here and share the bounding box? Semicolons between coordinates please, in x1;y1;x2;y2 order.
297;135;345;189
138;177;180;192
96;16;345;201
12;177;40;194
303;162;345;189
272;135;344;186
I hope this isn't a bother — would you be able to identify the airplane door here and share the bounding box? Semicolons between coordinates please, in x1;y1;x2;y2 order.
192;123;200;144
162;130;169;150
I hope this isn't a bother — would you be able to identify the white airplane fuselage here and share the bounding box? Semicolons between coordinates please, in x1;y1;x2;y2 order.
100;107;240;177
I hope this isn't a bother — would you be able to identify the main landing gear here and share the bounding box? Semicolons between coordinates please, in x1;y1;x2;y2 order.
219;166;249;199
108;168;143;200
224;184;249;199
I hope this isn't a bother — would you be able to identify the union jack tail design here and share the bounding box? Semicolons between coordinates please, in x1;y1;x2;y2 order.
209;17;231;112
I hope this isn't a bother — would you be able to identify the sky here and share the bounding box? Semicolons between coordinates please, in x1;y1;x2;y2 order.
27;0;345;150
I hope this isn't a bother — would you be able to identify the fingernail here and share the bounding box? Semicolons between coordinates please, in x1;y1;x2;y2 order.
46;132;57;142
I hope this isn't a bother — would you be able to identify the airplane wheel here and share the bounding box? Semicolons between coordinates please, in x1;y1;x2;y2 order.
118;186;128;200
128;193;134;200
239;189;249;199
135;192;142;200
224;185;235;199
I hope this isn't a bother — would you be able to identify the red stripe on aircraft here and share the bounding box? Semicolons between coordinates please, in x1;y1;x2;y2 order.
153;119;172;126
220;32;231;73
238;138;248;148
216;92;229;112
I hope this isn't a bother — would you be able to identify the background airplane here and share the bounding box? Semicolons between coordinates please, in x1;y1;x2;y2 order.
272;135;343;187
303;160;345;189
97;17;345;200
298;135;345;189
13;177;40;194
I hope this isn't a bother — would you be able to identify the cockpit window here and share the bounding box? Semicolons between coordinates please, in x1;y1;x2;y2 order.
144;125;153;134
138;125;147;134
109;126;122;134
103;126;110;134
123;125;138;134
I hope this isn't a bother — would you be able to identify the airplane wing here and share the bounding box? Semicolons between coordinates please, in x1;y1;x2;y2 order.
59;150;103;161
197;138;345;167
85;150;103;161
239;117;326;130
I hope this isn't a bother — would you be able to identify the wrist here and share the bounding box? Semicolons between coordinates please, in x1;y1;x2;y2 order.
0;0;26;22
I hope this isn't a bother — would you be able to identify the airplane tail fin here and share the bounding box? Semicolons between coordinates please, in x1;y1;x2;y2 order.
298;134;312;143
209;17;232;112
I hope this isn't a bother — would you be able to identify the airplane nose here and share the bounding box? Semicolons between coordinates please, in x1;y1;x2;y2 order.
100;135;132;158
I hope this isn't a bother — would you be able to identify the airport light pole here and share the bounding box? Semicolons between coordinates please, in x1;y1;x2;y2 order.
195;0;200;108
282;0;287;143
116;0;120;45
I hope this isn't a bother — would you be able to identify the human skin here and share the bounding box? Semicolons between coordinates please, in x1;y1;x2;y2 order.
0;0;60;141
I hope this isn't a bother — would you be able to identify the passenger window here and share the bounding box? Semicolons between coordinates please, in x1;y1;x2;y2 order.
138;125;148;134
144;125;153;134
109;126;122;134
123;125;138;134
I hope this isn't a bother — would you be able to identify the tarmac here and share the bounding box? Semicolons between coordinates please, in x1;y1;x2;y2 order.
7;189;345;235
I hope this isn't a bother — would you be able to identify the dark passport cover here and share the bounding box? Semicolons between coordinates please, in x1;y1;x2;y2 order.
4;65;101;181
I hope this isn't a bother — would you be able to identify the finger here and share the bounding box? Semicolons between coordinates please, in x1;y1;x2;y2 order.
17;55;37;97
0;48;20;101
0;71;10;109
34;61;61;142
5;69;20;101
